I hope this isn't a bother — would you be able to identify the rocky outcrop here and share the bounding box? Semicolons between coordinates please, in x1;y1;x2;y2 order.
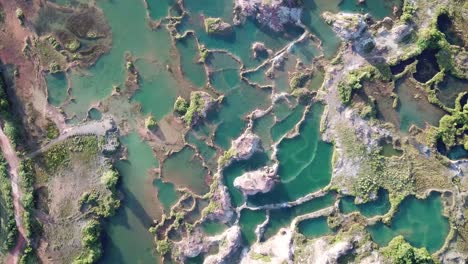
175;228;212;259
322;12;367;41
234;0;302;32
204;17;233;35
232;130;262;161
241;228;293;263
322;12;378;54
234;164;278;195
204;226;243;264
206;182;235;223
252;42;271;58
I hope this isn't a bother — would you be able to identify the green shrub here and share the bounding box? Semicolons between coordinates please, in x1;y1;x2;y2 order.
174;96;189;115
381;236;434;264
338;68;373;104
73;220;103;264
46;122;59;139
218;148;236;167
183;92;206;126
101;170;119;190
145;115;157;130
155;239;171;255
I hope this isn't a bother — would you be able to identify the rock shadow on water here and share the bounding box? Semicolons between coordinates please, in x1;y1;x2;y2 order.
224;151;271;207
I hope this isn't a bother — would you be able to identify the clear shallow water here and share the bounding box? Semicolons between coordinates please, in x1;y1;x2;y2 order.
368;193;449;253
162;146;209;195
154;179;179;212
46;72;68;106
101;133;160;264
396;78;446;132
175;33;207;88
65;0;175;120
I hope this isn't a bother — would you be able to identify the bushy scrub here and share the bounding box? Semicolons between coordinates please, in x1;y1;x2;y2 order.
381;236;434;264
174;96;188;115
338;68;373;105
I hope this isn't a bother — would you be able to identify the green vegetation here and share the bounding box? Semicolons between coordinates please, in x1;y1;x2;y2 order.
174;96;189;115
65;39;81;52
381;236;434;264
100;170;119;190
338;68;374;105
145;115;157;130
16;8;24;25
79;190;120;218
19;160;40;240
204;17;231;35
73;220;103;264
42;145;70;173
183;92;208;126
0;154;18;251
198;45;210;63
289;72;310;90
217;148;236;167
250;252;272;262
46;121;60;140
155;239;171;255
435;92;467;149
400;0;416;23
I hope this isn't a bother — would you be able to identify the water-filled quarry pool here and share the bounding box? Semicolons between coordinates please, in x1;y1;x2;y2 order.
42;0;457;262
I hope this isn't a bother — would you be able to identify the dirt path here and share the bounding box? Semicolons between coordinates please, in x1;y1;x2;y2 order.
30;117;116;157
0;125;26;264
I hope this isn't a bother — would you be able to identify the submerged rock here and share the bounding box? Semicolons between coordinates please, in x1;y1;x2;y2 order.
234;164;279;195
204;17;233;35
234;0;302;32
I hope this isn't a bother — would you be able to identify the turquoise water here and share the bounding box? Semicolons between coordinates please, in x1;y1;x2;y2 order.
146;0;175;20
270;104;305;142
249;104;333;206
65;0;175;120
297;217;332;238
368;193;449;253
46;72;68;106
340;189;391;217
154;179;179;212
209;82;271;149
101;133;160;263
263;193;335;240
88;108;102;120
175;33;207;88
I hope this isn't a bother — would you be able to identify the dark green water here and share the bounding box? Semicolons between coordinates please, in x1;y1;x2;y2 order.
339;189;391;217
239;209;266;246
297;216;332;238
101;133;160;264
154;179;179;212
368;193;449;253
